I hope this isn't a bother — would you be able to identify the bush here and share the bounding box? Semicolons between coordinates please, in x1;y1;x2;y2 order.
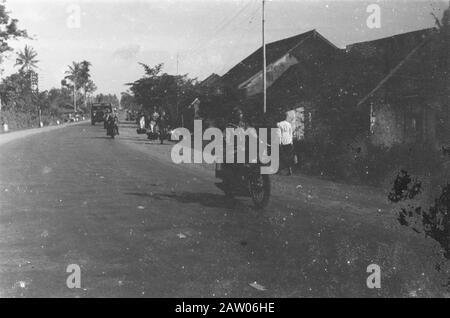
1;109;61;131
295;138;339;176
1;110;37;130
295;136;447;192
389;171;450;259
357;142;446;195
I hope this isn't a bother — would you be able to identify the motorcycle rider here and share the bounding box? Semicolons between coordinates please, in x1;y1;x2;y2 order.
150;107;160;133
113;110;119;135
157;111;169;144
228;107;246;129
222;107;252;180
103;110;110;129
106;111;119;136
217;106;271;207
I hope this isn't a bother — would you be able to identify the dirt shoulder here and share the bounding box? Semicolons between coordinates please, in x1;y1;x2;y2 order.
0;121;88;147
115;121;450;297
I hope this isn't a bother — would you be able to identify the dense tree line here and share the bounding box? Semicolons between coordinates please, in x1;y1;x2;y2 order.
0;1;103;128
124;63;199;126
94;93;119;107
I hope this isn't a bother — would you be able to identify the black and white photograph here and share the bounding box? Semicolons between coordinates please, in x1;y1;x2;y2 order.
0;0;449;301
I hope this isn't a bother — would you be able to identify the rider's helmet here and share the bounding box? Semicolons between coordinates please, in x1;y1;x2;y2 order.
230;107;244;127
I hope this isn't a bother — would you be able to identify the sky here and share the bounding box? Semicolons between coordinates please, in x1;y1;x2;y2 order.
2;0;448;97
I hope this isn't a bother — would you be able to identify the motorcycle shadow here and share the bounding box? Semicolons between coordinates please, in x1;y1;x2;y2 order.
126;191;245;210
114;137;146;142
88;136;116;140
144;142;171;145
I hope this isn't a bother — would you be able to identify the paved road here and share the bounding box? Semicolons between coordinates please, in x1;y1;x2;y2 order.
0;121;449;297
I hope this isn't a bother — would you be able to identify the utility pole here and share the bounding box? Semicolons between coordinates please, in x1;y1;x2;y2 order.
73;84;76;112
0;57;3;113
176;53;184;127
262;0;267;113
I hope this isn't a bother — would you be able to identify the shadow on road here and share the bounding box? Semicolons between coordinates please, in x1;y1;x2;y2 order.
125;191;241;210
145;142;173;145
119;122;137;127
115;137;144;142
82;136;146;142
87;136;115;140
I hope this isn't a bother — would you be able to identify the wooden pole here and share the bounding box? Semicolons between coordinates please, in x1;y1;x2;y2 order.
262;0;267;114
73;84;76;112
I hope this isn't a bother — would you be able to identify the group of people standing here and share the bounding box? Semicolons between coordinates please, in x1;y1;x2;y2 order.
227;107;296;176
134;105;296;175
138;107;170;134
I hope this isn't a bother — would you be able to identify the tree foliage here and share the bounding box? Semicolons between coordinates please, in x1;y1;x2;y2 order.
0;70;72;115
127;63;199;125
15;45;38;73
120;91;138;110
94;93;119;106
0;71;35;111
0;3;27;57
61;60;96;109
62;60;93;92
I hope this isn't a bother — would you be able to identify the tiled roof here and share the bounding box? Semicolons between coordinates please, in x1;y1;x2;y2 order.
221;30;324;87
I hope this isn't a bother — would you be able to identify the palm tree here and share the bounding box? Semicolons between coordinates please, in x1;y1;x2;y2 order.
63;60;95;111
64;61;81;84
79;60;91;82
14;45;39;73
78;61;94;109
84;79;97;109
64;62;82;111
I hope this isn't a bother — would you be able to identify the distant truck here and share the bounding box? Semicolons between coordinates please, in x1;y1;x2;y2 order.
90;103;112;125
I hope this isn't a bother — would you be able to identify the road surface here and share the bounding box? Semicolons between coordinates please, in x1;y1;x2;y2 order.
0;120;449;297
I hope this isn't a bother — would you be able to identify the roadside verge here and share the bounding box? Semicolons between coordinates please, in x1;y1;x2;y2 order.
0;120;88;147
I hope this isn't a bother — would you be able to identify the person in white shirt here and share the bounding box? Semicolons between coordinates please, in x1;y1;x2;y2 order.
139;114;145;130
277;114;294;175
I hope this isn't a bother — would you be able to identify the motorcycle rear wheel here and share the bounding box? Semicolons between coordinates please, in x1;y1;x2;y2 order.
218;179;234;199
249;174;270;209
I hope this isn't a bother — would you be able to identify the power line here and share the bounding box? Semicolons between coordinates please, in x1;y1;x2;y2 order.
186;1;250;55
178;0;262;80
217;4;261;75
213;0;256;37
210;0;252;37
187;0;258;56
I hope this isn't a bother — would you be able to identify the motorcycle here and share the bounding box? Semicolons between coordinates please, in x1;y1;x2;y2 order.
215;162;271;209
106;117;119;139
146;120;158;140
215;124;274;209
158;126;171;144
214;122;272;209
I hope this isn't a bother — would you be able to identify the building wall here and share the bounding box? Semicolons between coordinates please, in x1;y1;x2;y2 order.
286;107;305;141
371;103;403;147
370;102;438;148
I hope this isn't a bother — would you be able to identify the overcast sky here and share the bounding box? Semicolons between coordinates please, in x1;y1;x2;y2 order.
3;0;448;96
